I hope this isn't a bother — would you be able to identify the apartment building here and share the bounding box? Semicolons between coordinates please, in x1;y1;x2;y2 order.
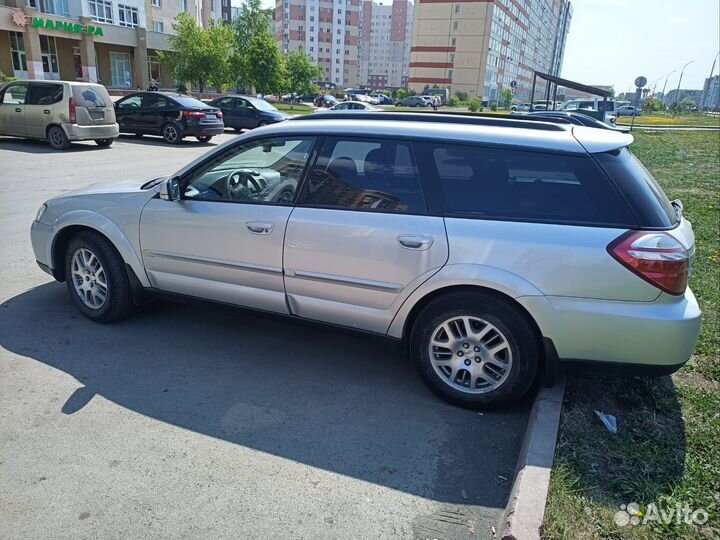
275;0;361;88
357;0;412;90
0;0;230;90
408;0;572;102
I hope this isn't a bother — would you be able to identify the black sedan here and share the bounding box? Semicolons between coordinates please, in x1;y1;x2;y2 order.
207;95;289;131
114;92;224;144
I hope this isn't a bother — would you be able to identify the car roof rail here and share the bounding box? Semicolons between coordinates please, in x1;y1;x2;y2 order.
289;111;571;131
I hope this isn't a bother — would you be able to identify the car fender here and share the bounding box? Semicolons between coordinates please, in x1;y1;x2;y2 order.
386;263;545;338
48;210;150;287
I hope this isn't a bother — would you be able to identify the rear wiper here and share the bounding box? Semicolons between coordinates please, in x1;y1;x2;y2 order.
671;199;684;220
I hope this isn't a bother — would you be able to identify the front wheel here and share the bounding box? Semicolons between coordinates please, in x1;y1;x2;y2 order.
161;123;182;144
64;231;135;323
95;138;113;147
410;291;539;408
196;135;213;143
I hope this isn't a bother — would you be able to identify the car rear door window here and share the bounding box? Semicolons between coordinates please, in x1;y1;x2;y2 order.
27;83;63;105
72;85;109;108
416;142;632;226
297;137;426;214
117;95;142;109
142;94;169;108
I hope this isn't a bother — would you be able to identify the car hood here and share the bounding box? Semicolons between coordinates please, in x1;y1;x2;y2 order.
66;177;160;196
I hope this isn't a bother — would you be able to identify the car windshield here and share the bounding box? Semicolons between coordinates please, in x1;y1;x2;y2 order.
246;97;278;112
173;96;211;108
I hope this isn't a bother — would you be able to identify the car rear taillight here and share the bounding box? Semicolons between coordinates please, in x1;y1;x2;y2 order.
608;231;691;295
216;111;223;119
69;97;76;123
182;111;206;119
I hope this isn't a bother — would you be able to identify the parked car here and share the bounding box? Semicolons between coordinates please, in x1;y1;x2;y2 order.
30;112;701;408
371;94;395;105
617;105;641;116
114;92;223;144
0;80;117;150
314;95;338;108
396;96;431;107
208;95;289;131
320;101;381;111
523;110;629;131
296;94;319;103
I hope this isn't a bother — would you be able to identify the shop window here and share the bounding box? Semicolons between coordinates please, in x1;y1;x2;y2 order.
9;32;27;78
88;0;113;23
73;46;83;80
119;4;139;27
39;35;60;80
109;51;133;88
147;56;161;85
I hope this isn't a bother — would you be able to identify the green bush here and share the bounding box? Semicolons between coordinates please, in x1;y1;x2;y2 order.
447;96;459;107
1;70;18;84
490;102;497;111
455;91;469;102
468;98;481;112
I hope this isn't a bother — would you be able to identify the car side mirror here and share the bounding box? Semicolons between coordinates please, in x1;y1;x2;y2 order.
159;177;181;201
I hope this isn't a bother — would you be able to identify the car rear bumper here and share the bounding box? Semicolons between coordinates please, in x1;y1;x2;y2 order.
62;123;119;141
518;289;702;369
183;122;225;137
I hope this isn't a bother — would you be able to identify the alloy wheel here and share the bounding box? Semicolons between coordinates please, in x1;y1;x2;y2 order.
70;248;108;309
163;125;178;143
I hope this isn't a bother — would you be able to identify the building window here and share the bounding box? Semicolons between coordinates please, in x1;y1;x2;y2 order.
152;0;160;6
148;55;161;84
153;20;164;32
109;51;133;88
88;0;113;23
455;4;460;13
73;46;83;79
28;0;70;17
8;32;27;77
448;69;453;79
453;21;458;30
118;4;139;27
451;37;456;46
179;0;187;11
39;35;59;79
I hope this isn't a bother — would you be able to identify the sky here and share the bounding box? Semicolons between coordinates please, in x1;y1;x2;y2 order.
242;0;720;94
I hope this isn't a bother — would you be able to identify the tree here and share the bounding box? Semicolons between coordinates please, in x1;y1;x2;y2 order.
246;32;287;95
161;13;233;92
500;88;513;109
285;48;323;99
232;0;275;89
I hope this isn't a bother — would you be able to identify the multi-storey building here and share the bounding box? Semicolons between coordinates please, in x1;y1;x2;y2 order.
700;74;720;111
408;0;572;102
275;0;361;88
0;0;229;90
357;0;412;90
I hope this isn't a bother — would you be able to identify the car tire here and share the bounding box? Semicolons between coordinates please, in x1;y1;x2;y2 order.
196;135;213;143
64;231;135;323
47;125;71;150
94;138;113;147
161;123;182;144
409;291;539;408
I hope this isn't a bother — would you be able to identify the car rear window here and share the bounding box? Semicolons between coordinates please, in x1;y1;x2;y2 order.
594;147;678;227
173;96;211;108
415;142;633;226
72;85;109;108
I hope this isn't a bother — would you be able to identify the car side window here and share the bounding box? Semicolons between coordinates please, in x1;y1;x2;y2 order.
297;137;427;214
415;142;631;225
1;83;28;105
184;137;316;205
237;99;250;109
215;97;234;108
27;83;63;105
143;94;168;108
117;95;142;109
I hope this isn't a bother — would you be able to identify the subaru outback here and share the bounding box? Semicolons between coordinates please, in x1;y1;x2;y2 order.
30;112;702;408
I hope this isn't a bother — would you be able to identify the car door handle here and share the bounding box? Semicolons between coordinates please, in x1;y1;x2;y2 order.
246;221;274;234
398;235;434;250
43;109;50;114
15;108;21;113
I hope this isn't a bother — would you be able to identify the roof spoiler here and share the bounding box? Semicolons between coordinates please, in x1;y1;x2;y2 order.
571;125;634;153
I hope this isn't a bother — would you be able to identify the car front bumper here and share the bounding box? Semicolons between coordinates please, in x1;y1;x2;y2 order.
62;123;119;141
519;289;702;370
31;220;54;277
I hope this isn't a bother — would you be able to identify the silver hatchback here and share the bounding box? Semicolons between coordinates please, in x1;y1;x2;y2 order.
30;112;702;407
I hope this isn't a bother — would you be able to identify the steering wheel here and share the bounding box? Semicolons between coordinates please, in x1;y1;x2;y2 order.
225;169;261;201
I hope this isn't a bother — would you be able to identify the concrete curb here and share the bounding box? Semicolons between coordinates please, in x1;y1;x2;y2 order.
498;376;566;540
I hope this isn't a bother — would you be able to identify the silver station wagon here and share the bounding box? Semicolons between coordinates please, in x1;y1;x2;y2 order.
30;112;702;407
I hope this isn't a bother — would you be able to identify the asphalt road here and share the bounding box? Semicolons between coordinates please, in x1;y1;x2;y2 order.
0;132;529;539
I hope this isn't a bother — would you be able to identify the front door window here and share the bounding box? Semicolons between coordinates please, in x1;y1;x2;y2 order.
109;52;133;88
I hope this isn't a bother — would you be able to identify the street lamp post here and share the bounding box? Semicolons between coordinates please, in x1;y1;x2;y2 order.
673;60;695;107
650;76;663;97
660;70;676;107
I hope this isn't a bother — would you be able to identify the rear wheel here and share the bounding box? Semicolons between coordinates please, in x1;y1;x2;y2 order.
196;135;213;143
94;138;113;147
47;126;71;150
64;231;135;323
410;291;539;408
161;123;182;144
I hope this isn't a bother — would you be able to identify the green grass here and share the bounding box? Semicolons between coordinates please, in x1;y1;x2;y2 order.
543;130;720;539
273;103;314;115
617;112;720;127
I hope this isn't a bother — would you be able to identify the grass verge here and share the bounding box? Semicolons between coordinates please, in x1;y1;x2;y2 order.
273;103;314;115
617;113;720;127
543;130;720;539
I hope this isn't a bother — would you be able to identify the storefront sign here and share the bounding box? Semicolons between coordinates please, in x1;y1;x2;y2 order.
31;16;104;36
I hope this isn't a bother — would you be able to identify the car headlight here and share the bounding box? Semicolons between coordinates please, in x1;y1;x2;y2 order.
36;204;47;222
